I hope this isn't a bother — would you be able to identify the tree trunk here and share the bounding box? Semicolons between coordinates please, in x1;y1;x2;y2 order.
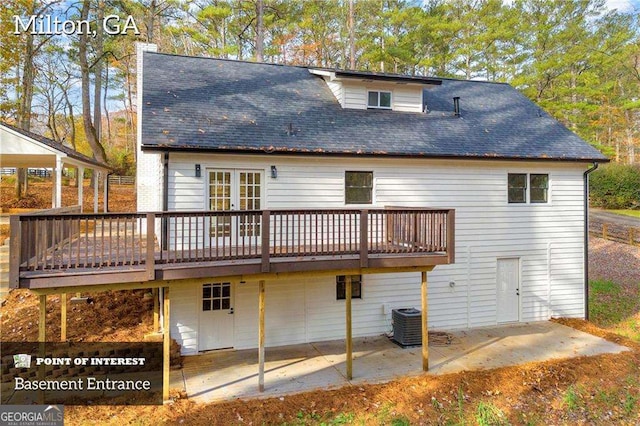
147;0;156;43
103;54;111;144
349;0;355;69
16;13;35;199
15;169;27;199
256;0;264;62
94;2;103;144
79;0;107;164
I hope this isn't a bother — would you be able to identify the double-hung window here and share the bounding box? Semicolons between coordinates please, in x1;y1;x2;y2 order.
529;174;549;203
508;173;549;204
345;171;373;204
367;91;392;109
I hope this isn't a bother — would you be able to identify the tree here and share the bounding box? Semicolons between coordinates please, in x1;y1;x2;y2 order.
78;0;107;164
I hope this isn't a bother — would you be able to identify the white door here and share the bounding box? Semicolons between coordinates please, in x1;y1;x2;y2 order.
497;258;520;323
199;282;234;350
207;170;262;246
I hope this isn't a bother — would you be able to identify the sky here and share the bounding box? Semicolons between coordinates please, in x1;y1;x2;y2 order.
605;0;640;12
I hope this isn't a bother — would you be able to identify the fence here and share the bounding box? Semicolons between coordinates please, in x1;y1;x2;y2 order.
108;175;135;185
589;217;640;246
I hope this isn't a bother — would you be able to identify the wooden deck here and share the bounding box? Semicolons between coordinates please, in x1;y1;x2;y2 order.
10;208;455;289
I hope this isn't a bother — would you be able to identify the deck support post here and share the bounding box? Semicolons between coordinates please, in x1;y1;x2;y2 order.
258;280;266;392
38;295;46;342
346;275;353;380
421;271;429;371
38;294;46;404
162;287;170;402
60;293;67;341
153;288;159;332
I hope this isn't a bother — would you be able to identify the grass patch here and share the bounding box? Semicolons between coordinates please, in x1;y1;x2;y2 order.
608;209;640;218
475;401;509;426
589;280;639;325
563;385;581;411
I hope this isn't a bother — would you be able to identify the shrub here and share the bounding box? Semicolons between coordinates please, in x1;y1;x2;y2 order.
589;163;640;209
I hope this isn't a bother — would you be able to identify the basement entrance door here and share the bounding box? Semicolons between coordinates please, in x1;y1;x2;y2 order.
199;282;234;350
207;169;263;248
497;258;520;323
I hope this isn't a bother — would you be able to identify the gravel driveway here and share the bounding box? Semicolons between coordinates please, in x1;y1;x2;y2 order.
589;237;640;286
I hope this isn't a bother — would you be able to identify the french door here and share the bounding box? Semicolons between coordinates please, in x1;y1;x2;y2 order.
207;169;262;247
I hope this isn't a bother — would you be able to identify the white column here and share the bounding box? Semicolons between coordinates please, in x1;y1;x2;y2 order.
93;171;99;213
103;172;108;212
54;156;63;208
77;166;85;211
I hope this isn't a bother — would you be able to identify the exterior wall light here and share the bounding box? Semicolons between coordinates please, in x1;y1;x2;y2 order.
271;165;277;179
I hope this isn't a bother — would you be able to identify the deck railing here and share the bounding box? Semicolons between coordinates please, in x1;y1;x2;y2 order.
11;208;454;286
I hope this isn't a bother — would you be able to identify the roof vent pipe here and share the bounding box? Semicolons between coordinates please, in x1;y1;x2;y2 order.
453;97;461;117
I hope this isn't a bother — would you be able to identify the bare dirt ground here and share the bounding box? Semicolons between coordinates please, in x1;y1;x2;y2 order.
0;180;136;213
0;180;135;244
1;183;639;424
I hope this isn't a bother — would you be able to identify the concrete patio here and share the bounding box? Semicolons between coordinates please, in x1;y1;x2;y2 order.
169;321;629;403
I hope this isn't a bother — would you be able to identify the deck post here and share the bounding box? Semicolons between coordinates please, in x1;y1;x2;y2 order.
38;294;46;404
258;280;266;392
60;293;67;341
146;213;156;280
421;271;429;371
359;211;368;268
261;211;270;272
162;287;170;402
153;288;159;332
446;209;456;263
38;295;46;342
345;274;353;380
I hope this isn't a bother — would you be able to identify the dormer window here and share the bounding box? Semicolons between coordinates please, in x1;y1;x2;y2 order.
367;91;392;109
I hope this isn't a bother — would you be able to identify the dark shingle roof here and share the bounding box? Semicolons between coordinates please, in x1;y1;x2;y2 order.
1;122;109;169
141;52;608;162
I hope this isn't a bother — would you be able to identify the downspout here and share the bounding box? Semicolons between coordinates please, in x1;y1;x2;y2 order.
162;151;169;250
583;162;599;320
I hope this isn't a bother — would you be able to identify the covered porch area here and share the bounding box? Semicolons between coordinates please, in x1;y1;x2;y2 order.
170;321;629;403
0;122;110;212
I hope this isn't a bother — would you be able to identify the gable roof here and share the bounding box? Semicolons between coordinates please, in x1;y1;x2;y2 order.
1;122;109;170
141;52;608;163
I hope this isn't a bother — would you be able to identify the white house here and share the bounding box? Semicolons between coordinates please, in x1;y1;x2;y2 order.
134;45;607;356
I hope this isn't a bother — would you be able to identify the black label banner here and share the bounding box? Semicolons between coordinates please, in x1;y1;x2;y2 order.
1;342;163;405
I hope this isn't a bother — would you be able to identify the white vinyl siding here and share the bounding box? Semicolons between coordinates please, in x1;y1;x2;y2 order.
324;79;344;107
339;81;424;112
166;154;587;354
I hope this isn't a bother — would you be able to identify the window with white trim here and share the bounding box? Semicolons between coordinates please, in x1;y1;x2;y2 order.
345;171;373;204
508;173;549;204
529;174;549;203
367;91;392;109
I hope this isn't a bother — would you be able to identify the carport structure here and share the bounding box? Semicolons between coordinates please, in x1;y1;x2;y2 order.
0;122;110;212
